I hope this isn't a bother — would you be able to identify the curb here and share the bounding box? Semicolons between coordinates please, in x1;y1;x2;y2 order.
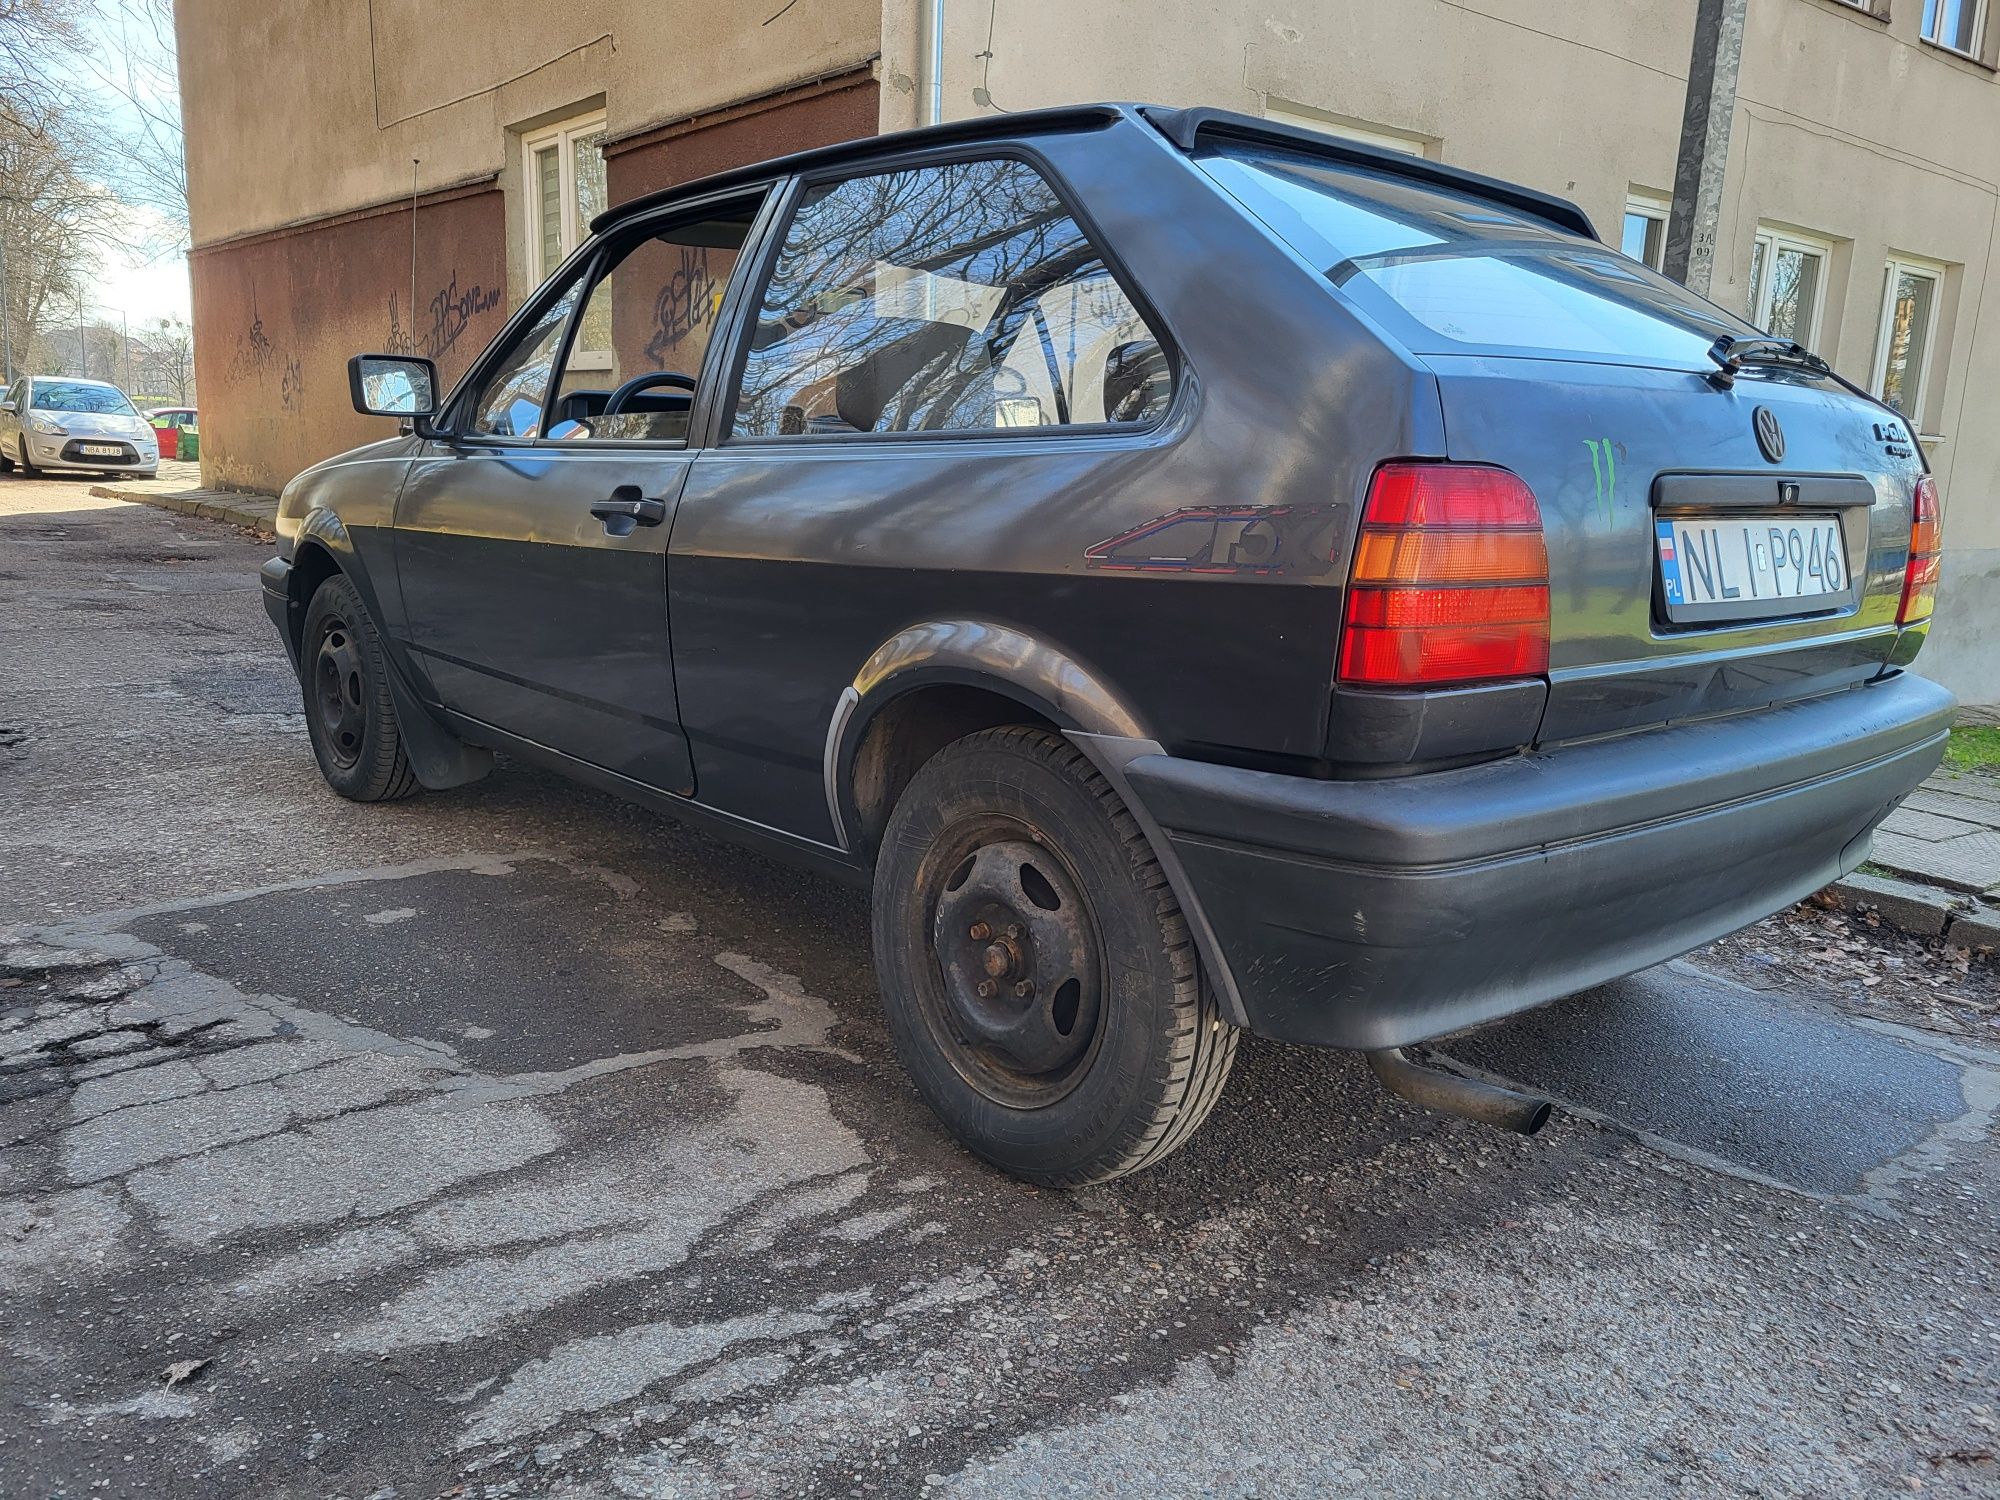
1820;870;1997;951
91;484;279;539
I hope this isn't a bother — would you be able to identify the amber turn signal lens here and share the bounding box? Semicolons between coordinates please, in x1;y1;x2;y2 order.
1898;475;1941;625
1338;463;1550;689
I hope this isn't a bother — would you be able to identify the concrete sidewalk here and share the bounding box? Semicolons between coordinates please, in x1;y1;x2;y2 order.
1876;767;2000;893
91;462;278;537
1822;763;2000;948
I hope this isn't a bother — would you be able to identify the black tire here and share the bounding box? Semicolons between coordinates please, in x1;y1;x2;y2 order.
16;437;36;478
299;573;420;802
0;445;14;473
872;725;1238;1186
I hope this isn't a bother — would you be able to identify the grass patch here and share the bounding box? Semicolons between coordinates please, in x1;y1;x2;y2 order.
1943;725;2000;775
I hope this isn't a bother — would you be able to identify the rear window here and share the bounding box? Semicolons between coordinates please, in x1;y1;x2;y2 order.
1198;144;1754;368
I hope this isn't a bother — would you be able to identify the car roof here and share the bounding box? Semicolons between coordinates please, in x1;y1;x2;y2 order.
30;375;120;389
591;101;1597;243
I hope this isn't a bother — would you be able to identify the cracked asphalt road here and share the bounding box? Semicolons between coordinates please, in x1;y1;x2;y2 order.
3;476;1997;1499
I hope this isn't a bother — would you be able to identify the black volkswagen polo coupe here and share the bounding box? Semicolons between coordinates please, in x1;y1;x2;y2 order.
264;104;1954;1184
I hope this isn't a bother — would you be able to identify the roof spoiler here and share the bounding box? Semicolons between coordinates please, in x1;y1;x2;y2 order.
1138;105;1599;243
590;104;1125;236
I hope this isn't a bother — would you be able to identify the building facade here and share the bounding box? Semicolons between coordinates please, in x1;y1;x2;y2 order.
176;0;1997;704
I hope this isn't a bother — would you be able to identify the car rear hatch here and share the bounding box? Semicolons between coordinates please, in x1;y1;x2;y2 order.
1424;355;1921;742
1194;134;1929;749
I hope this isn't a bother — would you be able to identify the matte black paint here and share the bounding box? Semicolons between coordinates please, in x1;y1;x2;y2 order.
266;104;1953;1052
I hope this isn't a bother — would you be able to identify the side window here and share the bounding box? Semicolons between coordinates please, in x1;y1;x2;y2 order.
545;198;762;443
731;157;1172;438
463;278;584;438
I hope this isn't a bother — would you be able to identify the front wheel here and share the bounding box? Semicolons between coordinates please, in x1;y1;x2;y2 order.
16;439;36;478
299;573;420;802
872;726;1238;1186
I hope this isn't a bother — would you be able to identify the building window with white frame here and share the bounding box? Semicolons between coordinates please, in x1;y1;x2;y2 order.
1922;0;1988;56
523;111;608;287
1747;226;1833;346
1621;192;1670;272
1872;255;1946;428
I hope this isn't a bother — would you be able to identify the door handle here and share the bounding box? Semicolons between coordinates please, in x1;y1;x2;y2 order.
590;486;667;532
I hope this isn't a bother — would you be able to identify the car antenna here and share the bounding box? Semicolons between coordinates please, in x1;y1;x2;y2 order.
409;158;421;353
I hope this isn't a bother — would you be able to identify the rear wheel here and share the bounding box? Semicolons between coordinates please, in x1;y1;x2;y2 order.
872;725;1237;1185
300;573;419;802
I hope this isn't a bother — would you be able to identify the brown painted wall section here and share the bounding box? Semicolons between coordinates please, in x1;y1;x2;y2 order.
189;77;878;496
190;186;509;493
603;74;879;204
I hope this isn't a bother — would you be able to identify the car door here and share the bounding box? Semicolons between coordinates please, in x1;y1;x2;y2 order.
671;153;1186;840
393;188;775;796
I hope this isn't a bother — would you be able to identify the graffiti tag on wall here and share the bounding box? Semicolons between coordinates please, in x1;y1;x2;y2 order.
386;271;504;366
644;247;720;368
228;289;277;383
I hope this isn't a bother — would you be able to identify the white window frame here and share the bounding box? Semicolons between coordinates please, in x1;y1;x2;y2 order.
1747;225;1835;347
522;111;607;287
1621;190;1671;272
1871;253;1947;434
1922;0;1989;57
1263;102;1431;158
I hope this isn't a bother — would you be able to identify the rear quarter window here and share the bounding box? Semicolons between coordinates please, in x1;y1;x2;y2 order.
1198;144;1754;370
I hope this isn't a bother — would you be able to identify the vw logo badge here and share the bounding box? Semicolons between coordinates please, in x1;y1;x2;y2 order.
1754;405;1786;464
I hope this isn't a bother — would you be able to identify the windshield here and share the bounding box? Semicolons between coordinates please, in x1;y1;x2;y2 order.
32;382;140;416
1198;144;1756;369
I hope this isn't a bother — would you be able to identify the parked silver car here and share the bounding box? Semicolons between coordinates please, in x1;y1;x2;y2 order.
0;376;160;478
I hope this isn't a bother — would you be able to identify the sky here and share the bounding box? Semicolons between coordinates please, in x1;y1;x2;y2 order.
77;7;192;328
92;215;191;327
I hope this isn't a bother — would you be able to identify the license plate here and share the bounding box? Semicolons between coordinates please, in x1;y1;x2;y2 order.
78;443;124;456
1655;514;1849;624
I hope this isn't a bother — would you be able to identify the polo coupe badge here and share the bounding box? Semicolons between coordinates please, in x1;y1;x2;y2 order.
1754;405;1786;464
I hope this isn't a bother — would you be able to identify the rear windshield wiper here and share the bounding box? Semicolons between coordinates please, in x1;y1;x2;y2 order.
1705;335;1831;388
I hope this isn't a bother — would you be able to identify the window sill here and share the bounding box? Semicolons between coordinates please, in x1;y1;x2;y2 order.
1918;37;1998;74
1814;0;1890;24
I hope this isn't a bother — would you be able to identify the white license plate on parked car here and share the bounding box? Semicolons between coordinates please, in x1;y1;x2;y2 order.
1655;514;1848;623
78;443;124;456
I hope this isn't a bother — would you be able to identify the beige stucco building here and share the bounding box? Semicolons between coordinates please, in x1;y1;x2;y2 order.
175;0;1997;704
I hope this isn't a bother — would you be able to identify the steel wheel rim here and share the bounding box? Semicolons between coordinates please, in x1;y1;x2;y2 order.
921;817;1105;1108
312;616;367;770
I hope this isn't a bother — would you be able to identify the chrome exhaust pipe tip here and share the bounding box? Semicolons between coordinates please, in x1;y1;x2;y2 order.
1366;1046;1552;1136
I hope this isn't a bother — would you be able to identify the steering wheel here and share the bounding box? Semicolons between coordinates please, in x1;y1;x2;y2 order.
604;370;696;415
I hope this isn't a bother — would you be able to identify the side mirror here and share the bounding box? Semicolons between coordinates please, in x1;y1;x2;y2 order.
347;354;438;420
0;400;15;415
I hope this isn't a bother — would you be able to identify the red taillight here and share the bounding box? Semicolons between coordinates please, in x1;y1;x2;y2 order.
1898;475;1941;625
1338;464;1550;688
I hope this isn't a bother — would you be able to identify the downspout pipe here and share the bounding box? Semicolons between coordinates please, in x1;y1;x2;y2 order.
1366;1048;1553;1136
929;0;946;125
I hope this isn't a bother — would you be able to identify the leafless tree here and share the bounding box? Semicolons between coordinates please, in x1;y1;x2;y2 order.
135;313;191;401
71;0;188;255
0;117;119;381
0;0;85;136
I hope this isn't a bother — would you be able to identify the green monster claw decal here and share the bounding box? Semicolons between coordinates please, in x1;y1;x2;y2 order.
1583;437;1617;524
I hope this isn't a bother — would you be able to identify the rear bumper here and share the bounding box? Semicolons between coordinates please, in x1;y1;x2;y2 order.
1123;672;1956;1050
